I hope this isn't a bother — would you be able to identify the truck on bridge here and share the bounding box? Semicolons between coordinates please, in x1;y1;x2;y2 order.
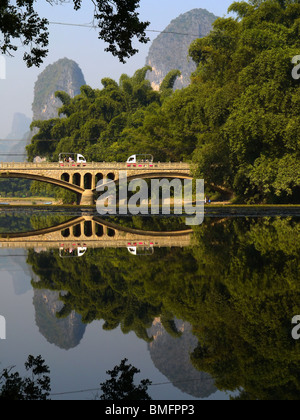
126;154;154;168
58;153;155;169
59;153;87;167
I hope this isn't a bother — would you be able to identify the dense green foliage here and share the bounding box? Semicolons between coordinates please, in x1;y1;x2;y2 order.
99;358;152;400
0;354;150;400
0;211;77;233
7;0;300;401
27;66;183;163
0;177;76;202
29;181;76;204
27;0;300;203
0;179;33;199
0;179;63;200
0;355;51;400
188;0;300;203
25;214;300;400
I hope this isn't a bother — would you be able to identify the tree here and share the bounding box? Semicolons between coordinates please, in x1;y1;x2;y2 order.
186;0;300;202
0;0;150;67
26;66;163;163
0;355;51;400
99;358;152;400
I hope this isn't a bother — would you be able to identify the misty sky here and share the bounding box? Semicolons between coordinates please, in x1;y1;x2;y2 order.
0;0;233;139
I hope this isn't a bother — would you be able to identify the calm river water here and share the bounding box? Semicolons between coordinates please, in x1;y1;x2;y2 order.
1;207;300;400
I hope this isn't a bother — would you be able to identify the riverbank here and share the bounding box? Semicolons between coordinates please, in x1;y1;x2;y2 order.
1;203;300;219
0;197;58;206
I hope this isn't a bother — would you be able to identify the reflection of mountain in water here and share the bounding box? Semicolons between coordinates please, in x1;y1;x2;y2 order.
33;288;86;350
0;249;32;295
148;319;216;399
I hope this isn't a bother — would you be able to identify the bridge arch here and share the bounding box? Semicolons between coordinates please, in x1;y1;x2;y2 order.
0;172;84;195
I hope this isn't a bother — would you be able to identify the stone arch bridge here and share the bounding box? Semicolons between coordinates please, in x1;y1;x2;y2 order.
0;215;193;251
0;161;192;205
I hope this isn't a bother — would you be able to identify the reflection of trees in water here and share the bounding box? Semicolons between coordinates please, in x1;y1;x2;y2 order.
0;211;76;233
30;246;163;343
27;216;300;399
0;212;33;233
190;218;300;400
147;319;216;399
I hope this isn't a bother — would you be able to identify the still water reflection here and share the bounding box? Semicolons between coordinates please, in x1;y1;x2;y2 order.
1;209;300;400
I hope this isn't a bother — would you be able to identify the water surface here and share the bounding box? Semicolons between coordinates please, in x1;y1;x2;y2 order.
0;208;299;400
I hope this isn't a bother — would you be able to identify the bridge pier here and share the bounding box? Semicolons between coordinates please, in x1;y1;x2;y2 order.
80;190;94;206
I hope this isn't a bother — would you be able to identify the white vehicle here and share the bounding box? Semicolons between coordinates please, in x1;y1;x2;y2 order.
126;154;154;167
59;246;87;258
127;244;154;256
59;153;87;166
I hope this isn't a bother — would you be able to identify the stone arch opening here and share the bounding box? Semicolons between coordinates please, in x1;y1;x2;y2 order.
61;173;70;183
84;173;92;189
107;228;115;237
96;173;104;188
84;221;93;237
107;172;115;181
73;173;81;187
73;224;81;238
61;228;70;238
95;224;103;237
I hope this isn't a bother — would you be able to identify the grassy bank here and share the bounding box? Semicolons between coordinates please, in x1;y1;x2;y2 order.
0;197;58;206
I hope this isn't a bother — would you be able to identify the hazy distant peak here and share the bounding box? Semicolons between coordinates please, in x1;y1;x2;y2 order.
5;112;31;140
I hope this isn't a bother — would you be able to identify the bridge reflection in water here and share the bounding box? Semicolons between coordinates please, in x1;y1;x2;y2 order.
0;215;193;254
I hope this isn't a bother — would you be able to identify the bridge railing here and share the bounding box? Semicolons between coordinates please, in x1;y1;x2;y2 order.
0;161;191;170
